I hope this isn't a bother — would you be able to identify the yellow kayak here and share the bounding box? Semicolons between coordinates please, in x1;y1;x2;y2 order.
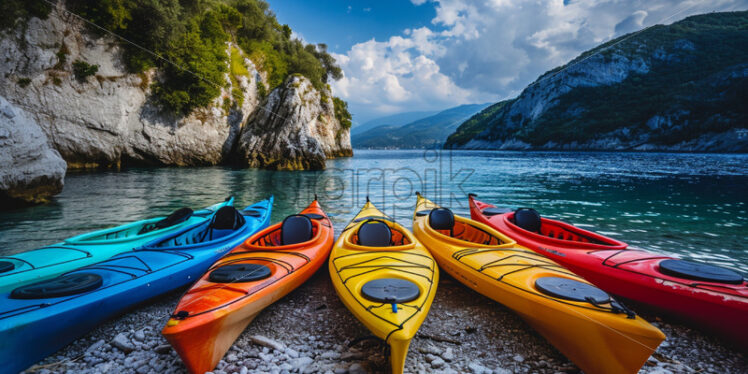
330;199;438;374
412;193;665;374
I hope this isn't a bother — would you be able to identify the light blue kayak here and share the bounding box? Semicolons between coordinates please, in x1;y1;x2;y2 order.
0;196;272;374
0;198;234;294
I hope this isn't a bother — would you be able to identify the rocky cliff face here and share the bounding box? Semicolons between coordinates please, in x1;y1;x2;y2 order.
0;4;351;205
445;12;748;152
0;96;66;206
234;75;352;170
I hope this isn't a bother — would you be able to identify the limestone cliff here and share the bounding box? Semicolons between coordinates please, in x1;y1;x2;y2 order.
0;4;351;206
234;75;352;170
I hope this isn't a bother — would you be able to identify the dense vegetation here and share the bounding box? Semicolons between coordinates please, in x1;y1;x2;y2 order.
3;0;349;119
0;0;51;30
445;11;748;149
444;101;514;147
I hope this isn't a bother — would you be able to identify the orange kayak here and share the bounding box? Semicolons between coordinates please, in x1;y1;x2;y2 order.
162;200;334;373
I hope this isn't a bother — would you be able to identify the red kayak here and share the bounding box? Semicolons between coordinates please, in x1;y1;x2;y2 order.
469;194;748;349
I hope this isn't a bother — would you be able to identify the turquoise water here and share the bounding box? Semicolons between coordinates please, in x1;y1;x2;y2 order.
1;150;746;273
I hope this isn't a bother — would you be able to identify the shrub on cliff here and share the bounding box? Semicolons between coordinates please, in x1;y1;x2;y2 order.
72;60;99;81
333;97;352;129
62;0;344;115
0;0;51;30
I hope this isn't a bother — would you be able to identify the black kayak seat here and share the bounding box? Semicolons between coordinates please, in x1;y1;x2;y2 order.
535;277;610;304
358;220;392;247
514;208;541;233
429;208;455;235
281;215;314;245
11;273;103;299
212;206;245;230
204;206;246;240
209;263;272;283
361;278;421;303
482;207;511;216
138;207;194;234
0;261;14;273
659;259;744;284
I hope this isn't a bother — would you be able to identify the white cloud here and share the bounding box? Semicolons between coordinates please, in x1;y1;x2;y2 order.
333;0;748;122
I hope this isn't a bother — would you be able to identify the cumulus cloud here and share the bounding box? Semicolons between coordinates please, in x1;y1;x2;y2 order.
333;0;748;121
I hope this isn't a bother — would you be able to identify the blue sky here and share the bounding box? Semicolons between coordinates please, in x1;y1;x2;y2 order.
272;0;437;53
272;1;748;123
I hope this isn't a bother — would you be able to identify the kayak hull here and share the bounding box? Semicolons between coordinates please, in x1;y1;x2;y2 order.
330;201;438;374
0;198;272;374
469;196;748;349
415;194;664;374
163;200;334;374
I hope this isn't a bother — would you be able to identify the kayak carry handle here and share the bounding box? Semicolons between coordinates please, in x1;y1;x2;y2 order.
366;195;370;202
415;191;421;197
468;193;478;198
314;194;318;201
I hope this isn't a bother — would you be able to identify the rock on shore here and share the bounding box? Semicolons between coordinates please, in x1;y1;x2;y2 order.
0;96;65;205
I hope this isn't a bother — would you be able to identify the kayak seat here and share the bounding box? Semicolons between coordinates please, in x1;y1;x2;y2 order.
138;207;193;234
11;273;103;299
205;206;246;241
361;278;421;303
659;259;744;284
281;215;314;245
358;220;392;247
429;208;455;236
514;208;541;233
209;263;272;283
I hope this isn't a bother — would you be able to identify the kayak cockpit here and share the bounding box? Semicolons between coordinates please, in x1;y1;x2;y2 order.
350;219;413;247
247;214;325;248
504;208;625;248
152;206;247;248
426;208;507;246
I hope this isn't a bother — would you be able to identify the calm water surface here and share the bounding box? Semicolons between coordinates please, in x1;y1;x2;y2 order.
1;150;746;272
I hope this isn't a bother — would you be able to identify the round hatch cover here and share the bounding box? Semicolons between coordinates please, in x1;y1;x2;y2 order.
209;264;272;283
535;277;610;304
361;278;420;303
11;273;103;299
659;259;743;284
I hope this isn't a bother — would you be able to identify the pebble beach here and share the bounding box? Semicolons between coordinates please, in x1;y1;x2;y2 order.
24;267;747;374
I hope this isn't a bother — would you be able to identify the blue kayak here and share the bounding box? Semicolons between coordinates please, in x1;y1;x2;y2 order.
0;196;273;374
0;198;234;293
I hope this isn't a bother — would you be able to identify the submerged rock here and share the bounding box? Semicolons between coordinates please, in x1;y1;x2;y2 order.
0;96;66;206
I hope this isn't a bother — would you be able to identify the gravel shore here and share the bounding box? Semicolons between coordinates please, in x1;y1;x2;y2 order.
24;267;746;374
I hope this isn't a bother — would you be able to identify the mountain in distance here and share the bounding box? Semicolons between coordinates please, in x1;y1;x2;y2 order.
445;11;748;152
353;103;492;149
351;110;439;136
